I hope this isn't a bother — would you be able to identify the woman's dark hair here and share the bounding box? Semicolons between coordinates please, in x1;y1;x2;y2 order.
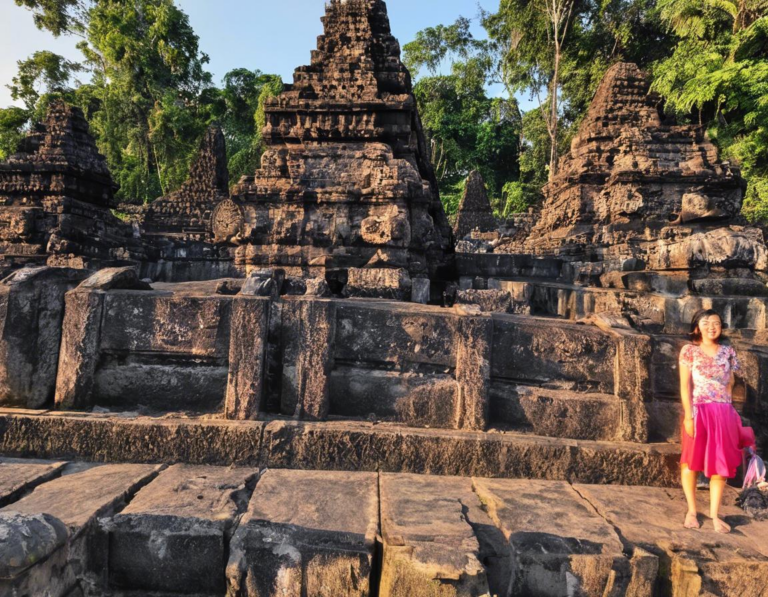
690;309;726;343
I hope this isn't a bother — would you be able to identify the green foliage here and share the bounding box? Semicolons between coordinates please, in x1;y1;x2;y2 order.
0;107;29;160
405;18;521;215
484;0;672;189
9;51;81;110
7;0;281;203
652;1;768;222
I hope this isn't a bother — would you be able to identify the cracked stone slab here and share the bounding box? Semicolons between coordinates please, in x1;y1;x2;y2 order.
1;463;162;534
0;459;68;507
226;469;378;597
105;464;259;594
574;484;768;596
0;463;161;597
379;473;491;596
473;478;650;597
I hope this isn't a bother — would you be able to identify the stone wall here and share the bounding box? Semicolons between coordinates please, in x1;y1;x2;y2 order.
14;268;768;444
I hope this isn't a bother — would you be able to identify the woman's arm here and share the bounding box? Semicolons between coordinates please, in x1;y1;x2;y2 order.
680;362;695;436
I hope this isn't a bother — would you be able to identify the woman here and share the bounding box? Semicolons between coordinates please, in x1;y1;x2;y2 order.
679;309;754;533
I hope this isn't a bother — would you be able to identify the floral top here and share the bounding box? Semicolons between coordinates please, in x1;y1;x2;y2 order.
679;344;740;415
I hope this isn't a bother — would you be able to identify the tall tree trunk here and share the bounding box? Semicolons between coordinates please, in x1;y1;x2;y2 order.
549;43;561;180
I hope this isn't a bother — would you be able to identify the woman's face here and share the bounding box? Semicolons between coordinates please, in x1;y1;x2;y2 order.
698;315;723;342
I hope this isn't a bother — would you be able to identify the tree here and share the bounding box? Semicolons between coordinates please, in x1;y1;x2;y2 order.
484;0;672;195
404;18;522;216
9;51;81;110
652;0;768;222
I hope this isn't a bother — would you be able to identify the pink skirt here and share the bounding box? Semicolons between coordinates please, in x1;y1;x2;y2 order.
680;402;755;479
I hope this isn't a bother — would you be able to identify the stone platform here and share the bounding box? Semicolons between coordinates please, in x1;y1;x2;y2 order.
1;459;766;597
0;410;679;487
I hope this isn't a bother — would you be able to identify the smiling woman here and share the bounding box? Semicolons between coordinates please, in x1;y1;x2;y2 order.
679;308;757;534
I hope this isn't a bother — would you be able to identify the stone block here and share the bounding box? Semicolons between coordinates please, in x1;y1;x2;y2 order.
329;368;459;427
0;512;69;580
455;289;512;313
226;469;378;596
345;267;411;300
491;316;617;393
100;294;232;356
473;478;638;597
379;473;490;596
54;289;106;410
575;484;768;596
0;459;67;508
0;267;88;408
226;297;269;420
334;302;457;369
489;383;623;441
411;277;430;304
106;464;257;594
280;299;335;420
0;463;161;597
455;312;492;431
78;267;151;291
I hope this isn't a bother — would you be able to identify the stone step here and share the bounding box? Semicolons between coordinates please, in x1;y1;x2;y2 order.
0;462;162;597
489;383;625;441
2;462;768;597
0;409;679;487
104;464;259;595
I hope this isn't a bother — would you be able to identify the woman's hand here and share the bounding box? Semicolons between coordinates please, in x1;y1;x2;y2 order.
684;417;695;438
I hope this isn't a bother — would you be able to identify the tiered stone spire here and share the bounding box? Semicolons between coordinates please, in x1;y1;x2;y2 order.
453;171;497;240
0;100;145;267
523;63;764;279
231;0;453;287
143;126;230;236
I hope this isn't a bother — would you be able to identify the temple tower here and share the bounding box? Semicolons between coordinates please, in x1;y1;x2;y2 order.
229;0;454;294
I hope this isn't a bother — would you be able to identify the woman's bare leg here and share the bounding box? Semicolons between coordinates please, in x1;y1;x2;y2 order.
710;475;731;533
681;464;700;528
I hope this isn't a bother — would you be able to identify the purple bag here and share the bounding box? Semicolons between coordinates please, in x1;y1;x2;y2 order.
743;447;766;489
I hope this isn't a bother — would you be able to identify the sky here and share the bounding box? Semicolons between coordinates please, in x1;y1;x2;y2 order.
0;0;521;108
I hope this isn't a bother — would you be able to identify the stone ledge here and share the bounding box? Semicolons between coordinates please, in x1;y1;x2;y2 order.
0;411;680;486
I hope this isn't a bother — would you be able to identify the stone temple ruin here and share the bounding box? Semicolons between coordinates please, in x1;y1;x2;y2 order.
1;2;768;596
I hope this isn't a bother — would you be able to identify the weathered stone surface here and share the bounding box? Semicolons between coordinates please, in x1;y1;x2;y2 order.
575;484;768;596
260;420;679;486
143;126;230;237
226;297;269;420
490;383;623;441
0;459;67;507
491;315;617;393
0;411;265;466
379;473;490;596
455;312;492;431
454;171;497;240
455;289;512;313
57;286;235;412
280;299;336;420
105;464;257;594
226;469;378;596
0;101;146;268
0;463;160;597
0;512;69;579
345;267;412;300
473;478;640;596
230;0;454;284
77;266;151;291
54;289;105;410
0;267;88;408
329;369;460;427
2;463;161;533
0;411;679;485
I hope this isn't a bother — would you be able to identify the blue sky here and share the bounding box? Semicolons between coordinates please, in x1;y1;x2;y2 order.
0;0;521;108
